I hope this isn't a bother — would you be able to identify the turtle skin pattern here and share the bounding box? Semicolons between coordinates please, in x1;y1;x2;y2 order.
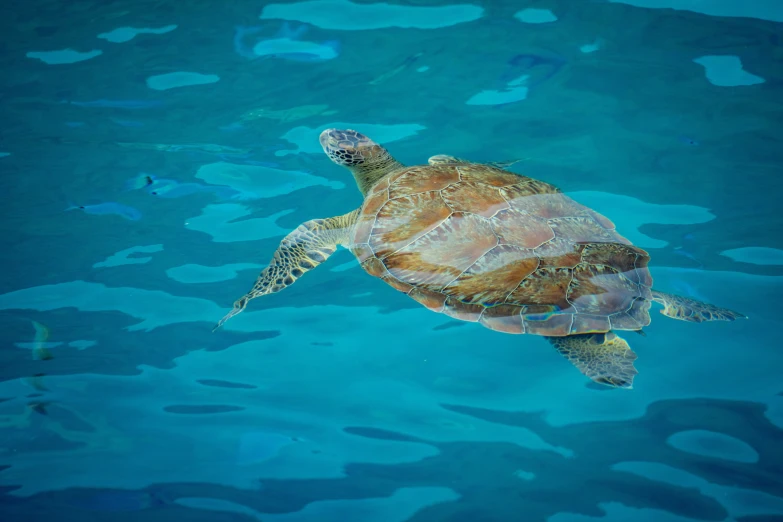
351;164;653;337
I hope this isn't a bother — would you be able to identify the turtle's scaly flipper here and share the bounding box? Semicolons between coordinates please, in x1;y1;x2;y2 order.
213;209;359;331
651;290;746;323
547;332;638;389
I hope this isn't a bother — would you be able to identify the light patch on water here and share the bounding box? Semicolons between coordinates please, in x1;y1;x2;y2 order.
417;66;430;72
514;8;558;23
0;152;10;158
466;75;529;106
276;122;426;156
14;341;63;350
549;500;712;522
514;469;536;480
580;40;603;53
68;340;97;350
612;461;783;518
0;281;221;332
97;25;177;43
693;55;765;87
566;191;714;248
93;244;164;268
146;72;220;90
606;0;783;22
185;204;294;243
720;246;783;265
260;0;483;30
175;497;263;520
195;162;344;199
253;37;338;60
166;263;264;284
666;429;759;463
234;23;339;62
26;49;103;64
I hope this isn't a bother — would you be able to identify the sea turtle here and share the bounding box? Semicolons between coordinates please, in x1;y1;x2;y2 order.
214;129;745;388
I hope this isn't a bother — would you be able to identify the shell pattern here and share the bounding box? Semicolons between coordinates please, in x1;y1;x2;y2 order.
351;164;653;336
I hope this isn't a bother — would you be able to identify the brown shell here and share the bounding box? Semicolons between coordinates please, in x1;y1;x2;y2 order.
352;164;652;336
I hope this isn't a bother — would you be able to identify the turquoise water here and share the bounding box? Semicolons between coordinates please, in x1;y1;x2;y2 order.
2;0;783;520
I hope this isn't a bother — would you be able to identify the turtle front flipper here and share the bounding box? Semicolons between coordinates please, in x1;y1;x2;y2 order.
213;209;360;331
651;290;746;323
547;332;638;389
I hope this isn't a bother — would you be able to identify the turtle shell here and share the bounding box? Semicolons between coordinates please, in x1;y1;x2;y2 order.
351;164;653;336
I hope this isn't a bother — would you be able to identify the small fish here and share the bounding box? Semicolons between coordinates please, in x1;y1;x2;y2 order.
668;280;709;302
148;179;203;198
129;175;242;200
124;173;155;191
239;104;334;123
151;180;208;198
67;202;142;221
28;401;51;415
31;321;54;361
369;52;423;85
237;431;300;465
677;135;700;146
673;247;703;268
25;373;48;392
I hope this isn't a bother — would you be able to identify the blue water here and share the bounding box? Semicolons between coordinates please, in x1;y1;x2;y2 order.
1;1;782;520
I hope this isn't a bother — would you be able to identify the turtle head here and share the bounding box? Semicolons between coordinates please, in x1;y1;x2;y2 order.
319;128;389;167
319;128;404;195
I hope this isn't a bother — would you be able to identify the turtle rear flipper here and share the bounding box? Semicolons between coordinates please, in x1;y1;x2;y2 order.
547;332;638;389
213;209;359;331
651;290;746;323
